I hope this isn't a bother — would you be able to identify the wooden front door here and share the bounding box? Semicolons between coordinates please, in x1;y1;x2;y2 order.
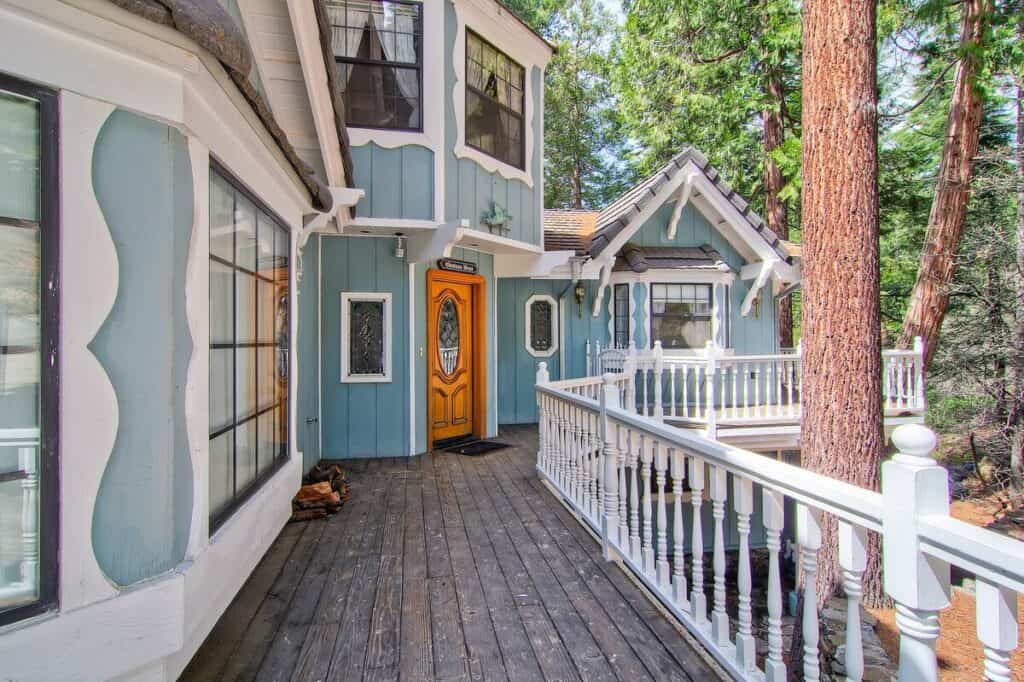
427;269;484;445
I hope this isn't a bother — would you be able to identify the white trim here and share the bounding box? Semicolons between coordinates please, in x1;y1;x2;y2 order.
408;262;416;455
340;292;394;383
317;234;324;459
451;0;553;188
524;294;559;358
608;268;736;287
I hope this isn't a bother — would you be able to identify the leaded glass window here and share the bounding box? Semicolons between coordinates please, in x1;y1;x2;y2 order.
437;297;459;376
208;163;290;532
525;295;558;358
341;293;392;382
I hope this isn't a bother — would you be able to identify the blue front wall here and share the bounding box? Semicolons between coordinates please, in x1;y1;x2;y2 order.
320;236;410;458
350;143;434;220
297;235;321;471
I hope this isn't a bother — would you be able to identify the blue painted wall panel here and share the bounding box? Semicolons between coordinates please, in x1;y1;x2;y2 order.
297;235;320;472
320;236;410;458
349;143;434;221
90;109;193;586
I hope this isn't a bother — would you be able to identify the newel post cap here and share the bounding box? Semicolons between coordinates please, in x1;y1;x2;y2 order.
891;424;937;464
536;362;550;385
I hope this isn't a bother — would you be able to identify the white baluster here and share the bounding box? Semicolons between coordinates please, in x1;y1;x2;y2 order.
798;504;823;681
671;450;688;609
743;361;750;420
710;465;729;646
572;405;583;506
669;363;677;418
753;363;761;417
590;411;600;521
787;358;795;417
655;443;670;589
839;521;867;682
774;358;782;416
640;437;654;576
641;367;649;417
555;401;566;489
763;489;786;682
628;429;641;562
18;445;39;596
897;357;906;408
695;365;703;419
731;364;739;420
682;365;690;418
600;375;620;557
617;424;628;551
976;579;1018;682
883;425;949;682
913;336;926;410
689;456;707;624
734;475;755;671
653;341;664;421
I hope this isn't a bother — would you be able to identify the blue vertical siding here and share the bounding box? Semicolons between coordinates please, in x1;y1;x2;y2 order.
496;278;609;424
297;235;320;471
349;143;434;220
90;109;193;586
320;236;410;458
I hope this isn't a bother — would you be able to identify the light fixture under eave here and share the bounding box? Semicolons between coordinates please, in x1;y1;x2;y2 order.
574;280;586;318
394;233;406;259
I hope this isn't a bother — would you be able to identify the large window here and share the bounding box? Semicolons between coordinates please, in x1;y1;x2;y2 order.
650;283;713;350
466;30;525;170
0;74;58;625
613;283;629;349
328;0;423;131
209;164;290;531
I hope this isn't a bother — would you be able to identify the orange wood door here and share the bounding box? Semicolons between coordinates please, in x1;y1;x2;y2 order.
429;279;474;443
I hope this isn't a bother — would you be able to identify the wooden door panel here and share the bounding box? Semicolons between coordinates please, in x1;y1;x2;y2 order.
427;271;482;445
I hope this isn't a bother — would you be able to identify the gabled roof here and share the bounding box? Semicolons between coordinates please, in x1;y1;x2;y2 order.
613;244;731;273
588;147;791;263
110;0;354;211
543;209;599;254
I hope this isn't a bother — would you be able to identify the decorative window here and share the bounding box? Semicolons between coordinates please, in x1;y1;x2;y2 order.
613;283;629;349
208;163;291;532
341;293;392;382
0;74;58;626
650;283;713;350
465;30;525;170
437;297;459;376
525;294;558;358
328;0;423;131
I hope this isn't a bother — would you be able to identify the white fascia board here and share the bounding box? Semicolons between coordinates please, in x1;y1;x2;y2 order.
284;0;346;187
494;250;575;278
599;165;696;261
405;221;464;263
453;228;545;255
687;169;780;265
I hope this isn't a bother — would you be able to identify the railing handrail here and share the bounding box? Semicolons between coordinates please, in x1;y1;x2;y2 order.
536;382;885;532
919;515;1024;593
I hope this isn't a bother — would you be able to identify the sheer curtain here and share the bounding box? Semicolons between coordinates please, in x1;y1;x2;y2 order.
379;7;419;126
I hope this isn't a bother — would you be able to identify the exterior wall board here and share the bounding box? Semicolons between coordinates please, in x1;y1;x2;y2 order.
297;235;321;472
350;143;435;220
89;109;194;587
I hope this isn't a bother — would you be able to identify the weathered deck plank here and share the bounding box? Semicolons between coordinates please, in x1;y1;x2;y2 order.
183;428;722;682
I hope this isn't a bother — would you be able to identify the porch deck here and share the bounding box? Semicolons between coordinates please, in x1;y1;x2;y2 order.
183;426;720;681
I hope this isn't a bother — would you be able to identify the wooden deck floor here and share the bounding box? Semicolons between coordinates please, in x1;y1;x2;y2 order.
182;425;720;681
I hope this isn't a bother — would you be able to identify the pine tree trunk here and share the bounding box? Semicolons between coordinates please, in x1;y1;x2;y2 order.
764;67;793;349
572;161;584;209
897;0;990;367
800;0;886;610
1011;75;1024;501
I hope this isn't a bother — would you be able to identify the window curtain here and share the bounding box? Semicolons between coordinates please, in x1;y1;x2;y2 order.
379;8;419;125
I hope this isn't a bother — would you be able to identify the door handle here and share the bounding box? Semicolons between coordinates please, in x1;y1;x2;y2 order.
305;417;319;424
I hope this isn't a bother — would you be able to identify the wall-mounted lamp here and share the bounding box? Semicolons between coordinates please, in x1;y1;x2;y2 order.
394;233;406;259
574;281;586;318
752;293;761;319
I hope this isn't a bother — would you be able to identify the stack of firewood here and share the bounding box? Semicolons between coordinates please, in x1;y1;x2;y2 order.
290;462;349;522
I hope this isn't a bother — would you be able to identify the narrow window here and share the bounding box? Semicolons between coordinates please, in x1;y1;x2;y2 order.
650;283;713;350
525;295;558;358
208;163;291;532
341;293;392;382
465;30;525;169
328;0;423;131
613;283;629;349
0;74;58;625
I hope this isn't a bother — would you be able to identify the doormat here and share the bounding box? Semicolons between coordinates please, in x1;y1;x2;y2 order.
440;439;511;456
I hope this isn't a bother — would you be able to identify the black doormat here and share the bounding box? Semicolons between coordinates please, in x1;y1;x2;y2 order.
440;439;511;456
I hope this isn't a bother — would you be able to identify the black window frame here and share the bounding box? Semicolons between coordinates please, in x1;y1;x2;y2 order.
208;159;291;534
649;282;714;350
330;0;424;132
613;283;629;349
464;29;526;170
0;72;60;627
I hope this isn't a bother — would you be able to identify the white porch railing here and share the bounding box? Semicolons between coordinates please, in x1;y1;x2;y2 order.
0;427;40;607
535;366;1023;681
588;338;926;436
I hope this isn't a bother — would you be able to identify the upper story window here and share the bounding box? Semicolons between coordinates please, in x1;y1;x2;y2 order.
650;283;713;350
0;73;58;626
328;0;423;131
466;30;525;170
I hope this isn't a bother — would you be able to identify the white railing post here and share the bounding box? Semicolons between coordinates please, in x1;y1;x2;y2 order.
976;579;1018;681
763;489;787;682
536;362;550;471
734;475;756;671
689;456;707;624
624;355;637;414
883;424;950;682
839;520;867;682
600;373;620;559
913;336;926;411
585;339;592;376
710;465;730;646
704;341;717;438
653;340;665;421
797;504;823;681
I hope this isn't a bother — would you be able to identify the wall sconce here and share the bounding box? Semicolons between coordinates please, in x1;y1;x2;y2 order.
393;233;405;259
574;281;586;318
752;294;761;319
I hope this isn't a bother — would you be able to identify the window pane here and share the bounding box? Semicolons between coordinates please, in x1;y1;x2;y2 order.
274;403;287;460
0;92;40;222
0;86;42;612
236;347;256;417
209;432;233;518
258;347;276;410
209;348;233;433
258;280;275;344
257;410;274;474
234;193;257;272
256;210;275;278
236;271;256;345
235;420;256;494
209;172;234;261
210;260;234;345
350;299;384;375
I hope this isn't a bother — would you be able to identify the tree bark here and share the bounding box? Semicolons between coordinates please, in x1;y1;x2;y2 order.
897;0;990;367
764;66;793;349
800;0;886;609
1010;74;1024;500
